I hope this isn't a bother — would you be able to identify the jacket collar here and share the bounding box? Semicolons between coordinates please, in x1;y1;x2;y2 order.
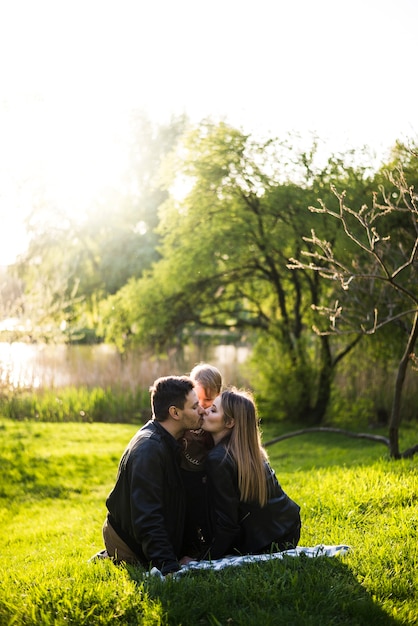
151;419;182;451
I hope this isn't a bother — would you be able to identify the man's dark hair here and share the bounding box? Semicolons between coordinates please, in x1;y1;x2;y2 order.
150;375;195;422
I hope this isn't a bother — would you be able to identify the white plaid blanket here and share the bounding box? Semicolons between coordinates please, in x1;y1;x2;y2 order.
150;544;350;580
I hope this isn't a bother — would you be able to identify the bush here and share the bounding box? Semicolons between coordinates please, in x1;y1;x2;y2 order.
248;334;316;423
325;391;376;429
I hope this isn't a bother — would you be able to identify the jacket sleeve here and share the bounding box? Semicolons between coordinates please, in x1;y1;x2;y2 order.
205;450;241;559
129;440;180;575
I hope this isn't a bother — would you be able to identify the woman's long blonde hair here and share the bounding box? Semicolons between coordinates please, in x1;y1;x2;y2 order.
221;388;268;507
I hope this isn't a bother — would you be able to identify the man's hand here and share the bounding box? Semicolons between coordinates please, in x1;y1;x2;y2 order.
179;555;195;566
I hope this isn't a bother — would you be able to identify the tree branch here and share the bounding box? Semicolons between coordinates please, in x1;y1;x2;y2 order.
263;427;418;459
264;427;390;448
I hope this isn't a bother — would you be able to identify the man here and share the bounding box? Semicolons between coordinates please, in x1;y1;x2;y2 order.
102;375;205;575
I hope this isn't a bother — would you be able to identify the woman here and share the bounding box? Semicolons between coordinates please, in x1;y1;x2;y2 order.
202;388;301;559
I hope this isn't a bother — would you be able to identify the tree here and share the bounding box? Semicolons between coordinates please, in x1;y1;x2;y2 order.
82;112;188;295
13;114;187;341
288;145;418;458
0;267;25;343
101;122;374;423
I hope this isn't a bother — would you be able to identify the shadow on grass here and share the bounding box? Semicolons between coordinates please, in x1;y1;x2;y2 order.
132;556;402;626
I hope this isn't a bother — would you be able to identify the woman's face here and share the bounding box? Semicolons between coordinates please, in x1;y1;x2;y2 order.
202;395;225;433
202;395;235;444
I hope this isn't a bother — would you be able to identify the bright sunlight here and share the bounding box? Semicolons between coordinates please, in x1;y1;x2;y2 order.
1;0;417;265
0;94;130;265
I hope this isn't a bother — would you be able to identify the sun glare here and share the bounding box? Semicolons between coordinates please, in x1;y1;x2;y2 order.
41;100;130;212
0;94;131;265
1;0;417;267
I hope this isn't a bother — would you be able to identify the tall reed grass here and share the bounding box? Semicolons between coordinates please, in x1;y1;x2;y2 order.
0;386;150;423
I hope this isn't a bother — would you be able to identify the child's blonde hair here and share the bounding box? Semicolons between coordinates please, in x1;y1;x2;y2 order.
190;363;222;395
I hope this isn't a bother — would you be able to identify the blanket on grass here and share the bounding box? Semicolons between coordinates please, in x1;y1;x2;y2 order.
150;544;350;580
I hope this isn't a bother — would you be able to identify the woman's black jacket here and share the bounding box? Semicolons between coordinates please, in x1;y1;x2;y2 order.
205;438;301;559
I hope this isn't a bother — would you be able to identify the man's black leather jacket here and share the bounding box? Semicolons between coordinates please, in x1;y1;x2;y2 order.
106;420;185;575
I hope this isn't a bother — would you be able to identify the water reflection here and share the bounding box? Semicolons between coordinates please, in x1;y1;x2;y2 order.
0;342;250;390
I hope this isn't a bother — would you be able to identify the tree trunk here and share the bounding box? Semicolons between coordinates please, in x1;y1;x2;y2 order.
310;335;332;425
388;310;418;458
310;334;362;425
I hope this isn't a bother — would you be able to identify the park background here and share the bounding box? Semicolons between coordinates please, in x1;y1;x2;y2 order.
0;1;417;624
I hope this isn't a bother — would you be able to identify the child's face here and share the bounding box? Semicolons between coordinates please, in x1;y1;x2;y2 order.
195;383;218;409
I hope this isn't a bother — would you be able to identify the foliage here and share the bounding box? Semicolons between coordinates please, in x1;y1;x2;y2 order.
248;333;317;422
0;266;23;323
5;117;418;439
10;114;187;341
0;418;416;625
289;143;418;457
327;336;418;427
101;123;376;423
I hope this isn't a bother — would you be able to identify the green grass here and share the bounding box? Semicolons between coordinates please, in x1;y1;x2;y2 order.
0;418;417;625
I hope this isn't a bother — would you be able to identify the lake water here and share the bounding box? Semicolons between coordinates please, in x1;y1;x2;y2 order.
0;342;250;390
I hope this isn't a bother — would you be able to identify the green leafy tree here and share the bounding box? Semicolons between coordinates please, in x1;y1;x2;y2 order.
82;113;188;295
101;122;373;423
13;114;187;341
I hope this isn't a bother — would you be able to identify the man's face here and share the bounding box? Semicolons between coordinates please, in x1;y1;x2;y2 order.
178;389;205;429
195;383;218;409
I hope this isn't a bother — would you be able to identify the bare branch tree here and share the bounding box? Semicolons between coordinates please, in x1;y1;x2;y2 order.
288;164;418;458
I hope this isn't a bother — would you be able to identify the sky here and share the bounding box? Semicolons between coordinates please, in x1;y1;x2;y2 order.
1;0;417;265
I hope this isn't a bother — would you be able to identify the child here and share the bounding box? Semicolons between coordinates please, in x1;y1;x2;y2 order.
179;363;223;557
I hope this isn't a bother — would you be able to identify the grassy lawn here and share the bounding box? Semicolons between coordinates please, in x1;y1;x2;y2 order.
0;418;417;625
